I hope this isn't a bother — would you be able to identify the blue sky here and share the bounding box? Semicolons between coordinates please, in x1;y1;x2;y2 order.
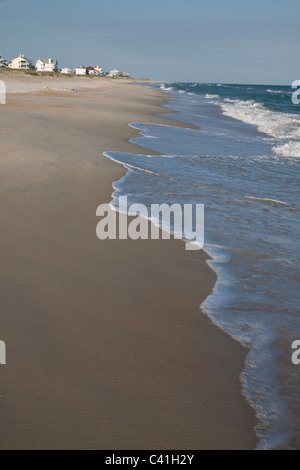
0;0;299;84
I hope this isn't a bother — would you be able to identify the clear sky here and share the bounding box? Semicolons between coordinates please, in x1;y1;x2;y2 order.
0;0;299;84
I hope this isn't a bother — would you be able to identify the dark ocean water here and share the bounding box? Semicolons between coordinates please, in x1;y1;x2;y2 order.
167;83;298;114
104;82;300;449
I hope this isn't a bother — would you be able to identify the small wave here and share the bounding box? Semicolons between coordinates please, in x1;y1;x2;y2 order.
205;93;220;99
159;84;174;92
245;196;289;207
266;89;284;94
219;98;300;146
252;102;264;109
103;151;162;176
272;141;300;157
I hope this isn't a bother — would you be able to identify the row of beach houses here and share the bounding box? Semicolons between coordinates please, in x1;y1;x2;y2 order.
0;54;130;78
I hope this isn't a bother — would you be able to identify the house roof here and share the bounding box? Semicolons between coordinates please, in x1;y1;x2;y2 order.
14;55;32;63
37;59;58;65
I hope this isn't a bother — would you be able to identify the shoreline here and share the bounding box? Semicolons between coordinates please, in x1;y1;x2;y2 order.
0;77;258;449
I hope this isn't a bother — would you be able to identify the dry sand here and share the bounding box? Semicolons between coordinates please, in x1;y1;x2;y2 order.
0;75;258;449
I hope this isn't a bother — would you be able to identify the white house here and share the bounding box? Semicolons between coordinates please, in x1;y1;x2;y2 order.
119;72;130;78
86;66;103;76
0;55;8;67
94;66;103;75
36;58;58;73
108;69;120;77
8;54;32;70
75;67;87;75
61;68;72;75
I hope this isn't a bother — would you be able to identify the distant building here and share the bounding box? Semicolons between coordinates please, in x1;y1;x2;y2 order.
36;58;58;73
108;69;120;77
0;55;8;68
108;70;130;78
8;54;33;70
119;72;130;78
86;66;103;76
94;66;103;75
86;67;96;75
75;67;87;75
61;68;73;75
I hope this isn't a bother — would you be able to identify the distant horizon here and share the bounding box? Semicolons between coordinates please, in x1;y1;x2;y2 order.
163;80;293;87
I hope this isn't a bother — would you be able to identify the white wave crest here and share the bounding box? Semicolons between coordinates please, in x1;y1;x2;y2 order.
205;93;220;99
266;89;284;94
245;196;289;207
159;84;174;92
272;141;300;157
219;99;300;156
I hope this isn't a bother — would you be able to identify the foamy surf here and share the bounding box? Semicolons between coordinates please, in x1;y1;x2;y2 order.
159;82;300;158
204;96;300;158
220;99;300;141
273;141;300;157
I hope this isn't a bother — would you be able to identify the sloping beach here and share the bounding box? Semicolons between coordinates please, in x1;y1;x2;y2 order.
0;75;258;449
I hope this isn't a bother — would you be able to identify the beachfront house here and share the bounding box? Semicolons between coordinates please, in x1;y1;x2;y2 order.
0;55;8;67
36;58;58;73
61;68;72;75
8;54;33;70
108;69;120;77
75;67;87;75
86;66;103;76
108;70;130;78
94;66;103;75
119;72;131;78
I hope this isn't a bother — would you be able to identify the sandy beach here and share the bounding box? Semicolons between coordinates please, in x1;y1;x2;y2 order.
0;74;258;449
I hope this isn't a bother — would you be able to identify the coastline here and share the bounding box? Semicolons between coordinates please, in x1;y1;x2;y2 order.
0;76;258;449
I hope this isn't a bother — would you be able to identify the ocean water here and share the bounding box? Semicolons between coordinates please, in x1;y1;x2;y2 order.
104;83;300;449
